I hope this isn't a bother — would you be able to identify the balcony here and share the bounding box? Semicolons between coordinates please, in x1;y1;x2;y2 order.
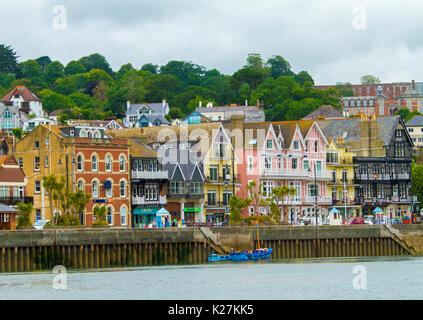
131;170;168;180
260;169;331;180
132;195;167;206
205;176;238;184
0;196;34;206
355;173;410;182
355;195;418;205
204;201;228;208
328;179;357;185
303;195;332;205
168;193;204;199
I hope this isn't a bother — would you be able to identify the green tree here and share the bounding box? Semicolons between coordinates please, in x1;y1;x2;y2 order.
69;190;91;224
93;205;107;222
412;164;423;208
266;55;294;78
295;71;315;86
64;60;86;76
228;195;251;224
395;108;410;120
169;107;183;119
141;63;159;74
53;77;77;96
45;61;65;86
269;186;297;224
79;53;113;75
18;60;42;79
144;74;180;102
16;202;33;228
106;85;128;118
361;75;381;84
11;128;22;139
115;63;134;81
36;56;52;72
42;174;58;224
0;72;15;88
0;44;19;75
39;89;76;114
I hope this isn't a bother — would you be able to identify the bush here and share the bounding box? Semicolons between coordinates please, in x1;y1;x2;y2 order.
243;215;273;225
92;221;109;227
56;214;81;226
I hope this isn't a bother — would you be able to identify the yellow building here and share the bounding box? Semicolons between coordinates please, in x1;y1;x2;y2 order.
12;124;70;222
326;137;361;218
203;124;239;224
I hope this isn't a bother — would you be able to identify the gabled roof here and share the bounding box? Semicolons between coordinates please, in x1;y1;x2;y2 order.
139;114;171;125
406;115;423;127
183;110;208;121
1;86;42;102
126;102;169;116
0;155;25;183
129;139;157;158
303;105;344;120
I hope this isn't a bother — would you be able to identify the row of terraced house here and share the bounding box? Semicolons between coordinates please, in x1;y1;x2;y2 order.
0;110;415;229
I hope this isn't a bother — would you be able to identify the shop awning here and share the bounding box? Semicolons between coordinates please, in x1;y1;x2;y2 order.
133;207;159;215
156;208;170;215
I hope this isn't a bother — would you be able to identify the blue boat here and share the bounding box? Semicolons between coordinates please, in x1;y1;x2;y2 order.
228;251;249;261
208;254;229;262
246;248;273;260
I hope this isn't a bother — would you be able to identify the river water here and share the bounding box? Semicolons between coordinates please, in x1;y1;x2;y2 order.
0;256;422;300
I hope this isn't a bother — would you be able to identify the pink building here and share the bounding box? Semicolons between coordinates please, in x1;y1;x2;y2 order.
229;118;331;223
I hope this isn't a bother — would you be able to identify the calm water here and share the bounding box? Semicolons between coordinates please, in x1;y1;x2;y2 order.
0;256;422;300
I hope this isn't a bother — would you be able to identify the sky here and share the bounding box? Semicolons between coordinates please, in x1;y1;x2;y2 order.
1;0;423;85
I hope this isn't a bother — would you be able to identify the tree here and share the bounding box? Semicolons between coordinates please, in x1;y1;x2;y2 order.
144;74;180;102
295;71;314;86
36;56;52;72
361;75;381;84
106;85;128;118
0;44;19;75
52;77;77;96
44;61;65;86
18;60;42;79
245;53;264;70
92;80;109;103
39;89;76;114
247;181;268;217
335;82;354;97
269;186;297;224
169;107;183;119
266;55;294;78
0;72;15;88
395;108;410;120
16;203;33;228
42;174;58;224
115;63;134;80
69;190;91;224
118;69;149;103
79;53;113;75
11;128;22;139
141;63;159;74
93;205;107;222
64;60;86;76
228;195;251;224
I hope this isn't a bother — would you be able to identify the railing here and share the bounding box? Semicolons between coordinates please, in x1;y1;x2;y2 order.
260;169;331;179
168;193;204;199
0;197;33;206
131;170;168;180
355;195;418;204
204;201;228;208
205;177;238;184
328;179;356;185
132;195;167;205
303;196;332;204
355;173;410;181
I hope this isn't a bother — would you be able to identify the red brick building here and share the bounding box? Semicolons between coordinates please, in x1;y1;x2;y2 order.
72;136;131;227
0;155;28;207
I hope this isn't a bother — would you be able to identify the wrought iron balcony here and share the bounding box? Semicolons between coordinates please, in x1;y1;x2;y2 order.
0;196;34;206
131;170;168;180
131;195;167;205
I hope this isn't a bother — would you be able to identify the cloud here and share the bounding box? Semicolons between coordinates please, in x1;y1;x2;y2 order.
1;0;423;84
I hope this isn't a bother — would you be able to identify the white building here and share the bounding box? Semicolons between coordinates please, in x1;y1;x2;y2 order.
123;100;170;128
1;86;45;118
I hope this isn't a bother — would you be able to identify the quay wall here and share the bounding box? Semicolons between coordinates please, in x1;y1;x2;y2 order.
0;225;419;273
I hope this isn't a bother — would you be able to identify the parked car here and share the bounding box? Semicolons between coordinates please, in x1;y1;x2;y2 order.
343;217;365;225
298;218;313;226
363;215;374;225
33;220;50;230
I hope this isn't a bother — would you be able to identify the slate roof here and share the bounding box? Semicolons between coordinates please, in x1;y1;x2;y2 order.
303;105;344;120
126;102;168;116
0;203;20;213
406;115;423;127
140;114;171;126
317;116;400;147
1;86;42;102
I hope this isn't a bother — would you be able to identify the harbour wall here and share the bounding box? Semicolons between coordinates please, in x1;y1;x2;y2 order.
0;225;420;272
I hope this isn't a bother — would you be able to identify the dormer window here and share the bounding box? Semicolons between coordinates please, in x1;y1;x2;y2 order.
293;140;300;150
266;140;273;149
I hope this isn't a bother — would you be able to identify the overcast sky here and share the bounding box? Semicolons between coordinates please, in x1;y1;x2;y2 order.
1;0;422;85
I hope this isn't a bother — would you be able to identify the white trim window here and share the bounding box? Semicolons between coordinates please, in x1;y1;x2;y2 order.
120;180;126;197
92;180;99;198
105;155;112;172
91;155;98;172
247;156;254;173
119;155;125;172
77;155;83;172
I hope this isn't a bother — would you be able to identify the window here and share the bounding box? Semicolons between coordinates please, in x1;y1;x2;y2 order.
92;180;98;198
293;140;299;150
314;141;318;152
107;207;113;226
119;155;125;172
222;166;231;181
93;131;101;139
77;180;84;191
262;181;274;197
91;155;97;172
213;143;225;158
77;155;83;171
121;207;127;226
266;140;273;149
189;182;203;194
44;156;49;168
308;183;320;197
209;166;218;181
35;181;41;193
34;157;40;171
145;184;158;200
305;140;308;152
289;181;301;199
120;180;126;197
223;192;232;206
326;151;339;164
105;155;112;172
292;158;298;170
247;156;254;173
70;130;75;137
265;157;271;169
342;170;348;183
106;180;113;198
408;128;414;133
170;181;185;194
249;207;255;216
207;191;217;206
303;160;309;171
34;141;39;149
35;209;41;222
395;143;405;157
18;158;23;169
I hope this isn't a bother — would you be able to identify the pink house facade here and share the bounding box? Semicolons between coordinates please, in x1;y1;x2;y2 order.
230;119;331;223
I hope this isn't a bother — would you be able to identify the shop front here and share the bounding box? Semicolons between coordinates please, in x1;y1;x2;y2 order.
132;207;158;228
205;209;226;224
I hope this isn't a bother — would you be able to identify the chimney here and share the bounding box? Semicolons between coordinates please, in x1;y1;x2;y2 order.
245;100;248;107
230;114;244;150
206;102;213;108
127;101;131;111
199;101;202;108
162;99;166;109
